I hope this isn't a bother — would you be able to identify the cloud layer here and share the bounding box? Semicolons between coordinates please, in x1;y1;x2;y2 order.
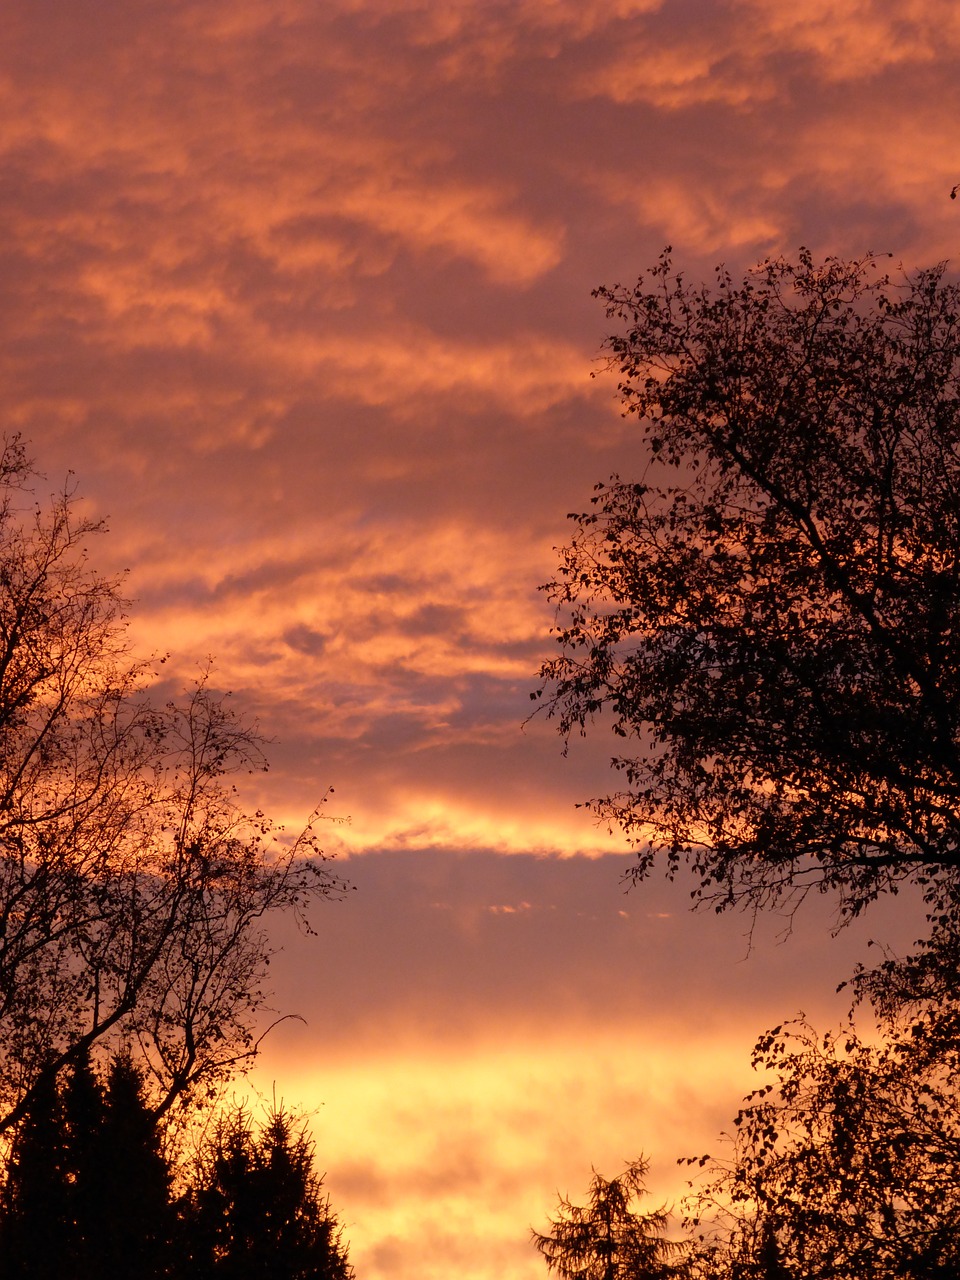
2;1;956;1277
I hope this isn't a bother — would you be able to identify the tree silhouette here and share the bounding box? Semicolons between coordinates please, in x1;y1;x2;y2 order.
685;1007;960;1280
0;1062;356;1279
0;439;355;1271
0;437;347;1130
537;251;960;951
535;250;960;1280
94;1053;173;1279
0;1051;174;1279
0;1065;72;1280
63;1049;109;1280
180;1101;354;1280
533;1157;684;1280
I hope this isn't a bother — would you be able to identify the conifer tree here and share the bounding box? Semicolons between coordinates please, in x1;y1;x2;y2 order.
0;1066;72;1280
96;1053;173;1280
181;1102;354;1280
0;1051;175;1279
533;1158;684;1280
63;1049;107;1280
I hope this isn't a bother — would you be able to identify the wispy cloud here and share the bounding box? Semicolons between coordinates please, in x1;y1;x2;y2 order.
2;1;957;1276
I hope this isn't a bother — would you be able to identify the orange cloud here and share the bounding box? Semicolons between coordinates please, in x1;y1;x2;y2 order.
2;10;956;1280
738;0;960;80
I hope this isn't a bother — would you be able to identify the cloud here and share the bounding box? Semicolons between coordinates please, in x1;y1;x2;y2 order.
737;0;960;80
576;0;960;112
3;3;959;1277
244;848;923;1280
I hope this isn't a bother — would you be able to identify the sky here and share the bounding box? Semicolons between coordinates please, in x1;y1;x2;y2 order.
1;1;957;1276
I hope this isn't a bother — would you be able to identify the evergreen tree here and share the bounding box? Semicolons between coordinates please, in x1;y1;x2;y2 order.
0;1062;355;1280
63;1048;107;1280
95;1052;173;1280
0;1051;175;1280
181;1102;354;1280
533;1158;684;1280
0;1066;72;1280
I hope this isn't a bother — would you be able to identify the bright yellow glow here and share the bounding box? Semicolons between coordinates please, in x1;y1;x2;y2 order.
250;1024;763;1280
328;794;625;858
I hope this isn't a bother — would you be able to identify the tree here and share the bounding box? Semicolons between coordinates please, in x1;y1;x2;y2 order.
63;1048;110;1280
91;1053;174;1279
536;250;960;935
532;1157;685;1280
0;1056;360;1280
179;1101;354;1280
0;437;347;1131
0;1050;174;1279
0;1064;72;1280
684;1004;960;1280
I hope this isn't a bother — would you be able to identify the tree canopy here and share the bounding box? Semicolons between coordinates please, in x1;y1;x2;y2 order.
0;438;347;1130
684;1002;960;1280
537;249;960;930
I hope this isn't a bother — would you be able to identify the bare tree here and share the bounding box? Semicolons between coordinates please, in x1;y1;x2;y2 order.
0;438;346;1131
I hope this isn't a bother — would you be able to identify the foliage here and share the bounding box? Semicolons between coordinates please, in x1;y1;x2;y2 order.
536;249;960;932
685;1006;960;1280
532;1157;685;1280
536;248;960;1279
0;1051;173;1279
0;437;348;1129
0;1059;355;1280
0;1064;72;1279
179;1101;354;1280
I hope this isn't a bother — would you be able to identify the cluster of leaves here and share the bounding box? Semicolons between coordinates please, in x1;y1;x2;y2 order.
533;247;960;1280
534;998;960;1280
1;1053;354;1280
0;437;348;1130
537;249;960;931
683;999;960;1280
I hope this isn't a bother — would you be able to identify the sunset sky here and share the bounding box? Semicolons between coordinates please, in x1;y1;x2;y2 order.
2;2;957;1276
